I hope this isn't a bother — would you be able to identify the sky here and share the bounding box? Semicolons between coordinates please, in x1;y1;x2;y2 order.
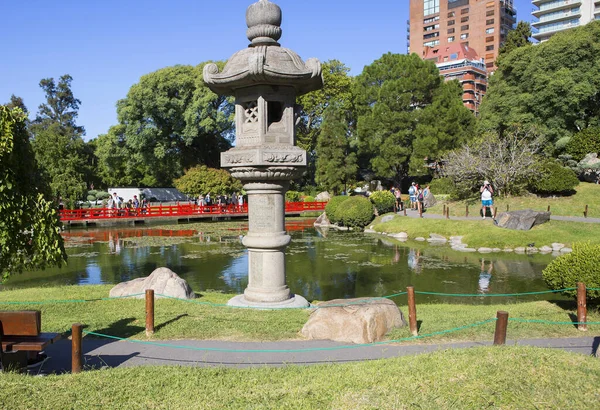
2;0;535;141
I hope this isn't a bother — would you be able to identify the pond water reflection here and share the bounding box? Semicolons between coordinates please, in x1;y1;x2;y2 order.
5;220;559;303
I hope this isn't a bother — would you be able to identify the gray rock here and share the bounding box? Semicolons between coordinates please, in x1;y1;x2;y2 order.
449;236;464;242
459;248;477;252
503;248;514;252
560;247;573;253
495;209;551;231
301;298;406;344
478;247;493;253
381;215;396;224
492;248;501;253
337;226;349;231
415;237;426;242
390;232;408;239
429;233;447;241
109;267;195;299
364;228;376;234
551;243;565;251
577;153;600;183
315;191;331;202
539;246;553;253
423;191;437;208
526;247;539;253
313;212;330;227
514;247;526;253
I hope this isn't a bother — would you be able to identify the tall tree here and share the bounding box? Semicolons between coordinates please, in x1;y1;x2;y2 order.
0;106;66;280
5;95;28;113
479;21;600;149
296;60;354;184
30;75;87;206
315;103;358;194
105;62;234;187
496;21;532;66
355;53;474;184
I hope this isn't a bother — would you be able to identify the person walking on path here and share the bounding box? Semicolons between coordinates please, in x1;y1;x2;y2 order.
408;182;417;210
480;180;494;219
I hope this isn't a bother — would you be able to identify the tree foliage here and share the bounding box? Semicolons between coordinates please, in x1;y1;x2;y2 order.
479;21;600;147
315;103;357;194
496;21;532;66
173;166;242;197
97;63;234;187
30;75;88;206
354;53;474;183
565;126;600;161
528;160;579;195
0;106;66;280
442;127;543;197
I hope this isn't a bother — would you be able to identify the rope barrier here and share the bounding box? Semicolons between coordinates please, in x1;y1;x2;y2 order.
0;293;146;305
508;318;600;325
81;318;497;353
414;289;577;297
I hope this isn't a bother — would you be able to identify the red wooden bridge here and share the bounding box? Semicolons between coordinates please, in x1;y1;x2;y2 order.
59;201;326;225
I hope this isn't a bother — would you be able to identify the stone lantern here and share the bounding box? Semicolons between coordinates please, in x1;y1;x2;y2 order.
203;0;323;308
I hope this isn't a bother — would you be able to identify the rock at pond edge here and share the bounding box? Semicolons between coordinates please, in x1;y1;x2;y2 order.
109;267;196;299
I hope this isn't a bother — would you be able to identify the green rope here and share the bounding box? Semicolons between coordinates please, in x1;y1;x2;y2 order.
414;288;577;297
82;318;497;353
509;318;600;325
0;293;146;305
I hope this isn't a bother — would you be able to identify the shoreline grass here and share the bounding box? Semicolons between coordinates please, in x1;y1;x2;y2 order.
371;216;600;249
0;346;599;409
0;285;598;344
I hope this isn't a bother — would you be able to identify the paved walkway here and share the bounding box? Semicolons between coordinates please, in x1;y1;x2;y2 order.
399;207;600;224
32;336;599;374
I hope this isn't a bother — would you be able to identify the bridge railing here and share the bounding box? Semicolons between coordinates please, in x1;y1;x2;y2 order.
59;201;326;221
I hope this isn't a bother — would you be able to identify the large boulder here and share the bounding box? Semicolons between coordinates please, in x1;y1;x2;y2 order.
577;153;600;183
301;298;406;344
109;267;196;299
315;191;331;202
313;212;330;227
423;191;437;208
495;209;551;231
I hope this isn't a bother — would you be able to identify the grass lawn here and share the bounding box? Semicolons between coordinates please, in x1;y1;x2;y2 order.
429;181;600;218
371;216;600;249
0;346;598;409
0;286;598;344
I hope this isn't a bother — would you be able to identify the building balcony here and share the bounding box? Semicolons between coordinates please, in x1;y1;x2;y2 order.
532;0;582;16
464;102;475;110
463;93;476;101
462;73;475;81
532;20;580;40
532;10;581;27
463;83;475;91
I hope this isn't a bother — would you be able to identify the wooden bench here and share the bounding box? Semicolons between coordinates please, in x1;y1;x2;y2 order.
0;311;62;370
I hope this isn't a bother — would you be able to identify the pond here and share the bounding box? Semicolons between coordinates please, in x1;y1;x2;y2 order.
4;219;559;304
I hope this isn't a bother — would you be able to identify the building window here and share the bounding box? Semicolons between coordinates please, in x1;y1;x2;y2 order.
461;33;469;40
447;28;455;34
448;11;455;18
424;0;440;16
486;27;495;34
486;18;494;25
486;62;494;68
424;32;440;39
423;40;440;47
461;8;469;14
486;45;494;51
448;19;455;26
450;53;458;60
486;10;495;17
461;25;469;31
423;16;440;24
424;24;440;31
461;16;469;23
486;36;494;42
448;36;455;42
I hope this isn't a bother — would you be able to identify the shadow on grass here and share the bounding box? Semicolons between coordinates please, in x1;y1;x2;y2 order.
155;314;189;332
93;318;145;338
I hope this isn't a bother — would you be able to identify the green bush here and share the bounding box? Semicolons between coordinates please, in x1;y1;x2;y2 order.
286;191;301;202
528;161;579;195
338;195;375;228
303;195;315;202
565;127;600;161
369;191;395;214
325;195;349;224
428;178;458;198
542;242;600;302
96;191;110;200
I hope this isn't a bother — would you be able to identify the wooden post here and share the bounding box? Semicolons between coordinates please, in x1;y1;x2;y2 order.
577;282;587;331
407;286;418;336
547;205;550;213
465;204;469;217
493;311;509;345
403;207;407;216
72;323;83;373
146;289;155;336
506;204;509;212
493;207;497;219
584;205;588;218
446;207;449;219
443;204;446;215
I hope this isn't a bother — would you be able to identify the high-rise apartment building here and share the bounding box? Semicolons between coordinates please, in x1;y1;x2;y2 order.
408;0;517;71
532;0;600;42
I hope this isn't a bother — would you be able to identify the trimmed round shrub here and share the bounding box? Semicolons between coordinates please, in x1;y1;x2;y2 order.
528;161;579;195
338;195;375;228
95;191;110;200
565;126;600;161
285;190;301;202
543;243;600;302
428;177;458;198
325;195;349;224
369;190;395;215
303;195;315;202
